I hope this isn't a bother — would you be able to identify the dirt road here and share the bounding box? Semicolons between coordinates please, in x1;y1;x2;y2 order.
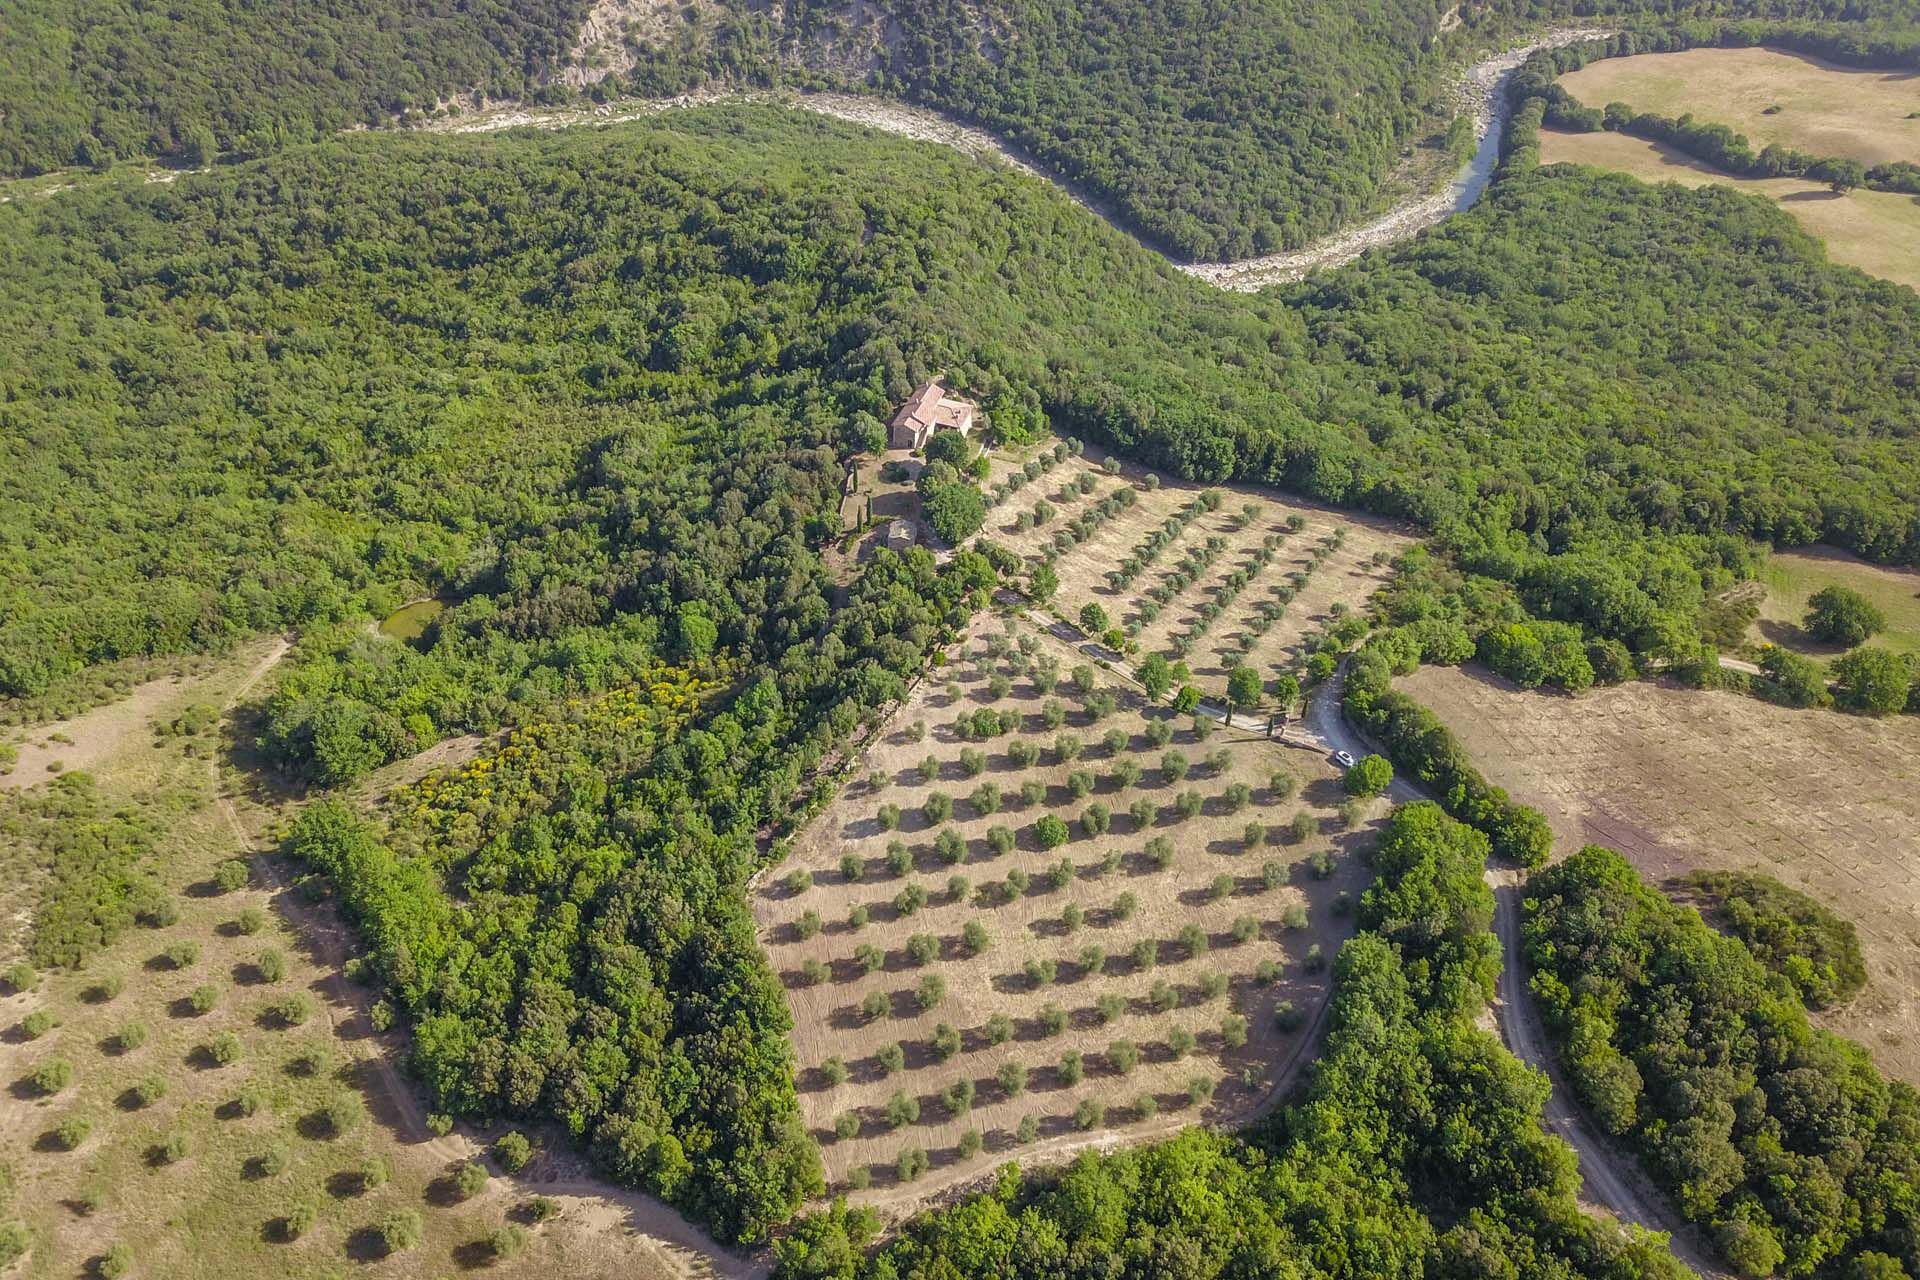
1297;666;1721;1273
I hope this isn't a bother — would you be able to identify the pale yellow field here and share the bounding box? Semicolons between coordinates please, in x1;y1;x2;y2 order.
1558;46;1920;168
1403;666;1920;1087
1541;128;1920;290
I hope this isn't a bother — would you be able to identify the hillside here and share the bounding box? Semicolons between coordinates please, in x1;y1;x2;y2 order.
0;0;589;174
6;106;1920;708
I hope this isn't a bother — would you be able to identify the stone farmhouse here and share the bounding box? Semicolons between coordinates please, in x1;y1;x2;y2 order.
889;378;976;451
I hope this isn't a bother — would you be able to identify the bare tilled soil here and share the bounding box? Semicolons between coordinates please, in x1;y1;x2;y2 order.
977;444;1409;686
759;612;1380;1204
1403;664;1920;1088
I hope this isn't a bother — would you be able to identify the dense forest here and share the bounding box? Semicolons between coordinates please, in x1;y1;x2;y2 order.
1525;849;1920;1279
6;108;1920;715
772;803;1688;1279
287;547;993;1243
0;0;589;175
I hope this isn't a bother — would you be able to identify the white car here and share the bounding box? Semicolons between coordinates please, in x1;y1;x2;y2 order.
1333;750;1356;769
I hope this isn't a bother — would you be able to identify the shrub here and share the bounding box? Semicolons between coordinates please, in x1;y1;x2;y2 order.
915;975;946;1010
494;1130;533;1173
923;792;953;824
1231;915;1259;944
208;1032;243;1065
99;1244;134;1278
1344;754;1393;797
861;991;890;1023
940;1077;974;1115
1804;585;1886;646
1199;971;1229;1001
1046;858;1075;890
1003;869;1030;899
187;983;220;1014
452;1160;489;1200
1057;1050;1085;1087
848;904;870;931
235;906;267;935
1254;958;1282;984
896;1147;930;1182
426;1112;454;1137
933;827;965;865
1016;1115;1039;1144
1210;873;1235;901
1144;836;1173;869
29;1059;72;1096
932;1023;963;1062
1038;1003;1068;1036
893;883;928;916
1007;739;1039;768
877;1042;906;1074
0;962;35;995
1033;814;1070;849
997;1060;1028;1097
214;858;250;892
957;1128;984;1159
1222;1014;1249;1049
1024;958;1058;988
19;1009;54;1039
1073;1099;1105;1130
1066;769;1094;799
314;1090;365;1138
839;853;865;882
1179;923;1209;957
1307;848;1335;879
283;1200;318;1240
1160;750;1189;783
1303;944;1326;973
156;1130;191;1164
268;993;313;1027
234;1083;266;1117
379;1209;422;1254
1288;812;1317;844
877;804;901;831
1263;861;1286;892
1062;903;1084;933
1020;779;1048;806
961;920;990;955
984;1013;1014;1045
489;1224;528;1261
84;972;124;1003
969;783;1001;816
1174;789;1204;819
1187;1075;1217;1106
986;825;1015;856
1080;803;1111;837
359;1155;389;1190
1131;939;1158;970
256;948;287;983
885;1090;920;1129
52;1115;92;1150
1113;891;1138;921
164;941;200;969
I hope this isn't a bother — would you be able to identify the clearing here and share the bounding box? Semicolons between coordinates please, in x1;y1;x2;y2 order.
0;642;729;1279
1400;664;1920;1087
759;611;1380;1206
1749;545;1920;658
1557;46;1920;169
977;441;1411;693
1540;128;1920;290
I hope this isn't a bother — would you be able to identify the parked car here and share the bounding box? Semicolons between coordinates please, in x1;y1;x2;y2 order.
1333;750;1356;769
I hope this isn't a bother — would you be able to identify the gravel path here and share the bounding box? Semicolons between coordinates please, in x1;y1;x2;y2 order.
1303;664;1725;1275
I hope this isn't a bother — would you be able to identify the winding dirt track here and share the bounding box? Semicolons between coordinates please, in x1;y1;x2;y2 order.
422;27;1606;290
1305;666;1724;1276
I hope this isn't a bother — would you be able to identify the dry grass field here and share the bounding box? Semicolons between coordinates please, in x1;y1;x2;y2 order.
976;441;1410;689
1557;47;1920;169
1540;128;1920;290
0;643;718;1280
1749;545;1920;659
760;611;1380;1204
1401;665;1920;1087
